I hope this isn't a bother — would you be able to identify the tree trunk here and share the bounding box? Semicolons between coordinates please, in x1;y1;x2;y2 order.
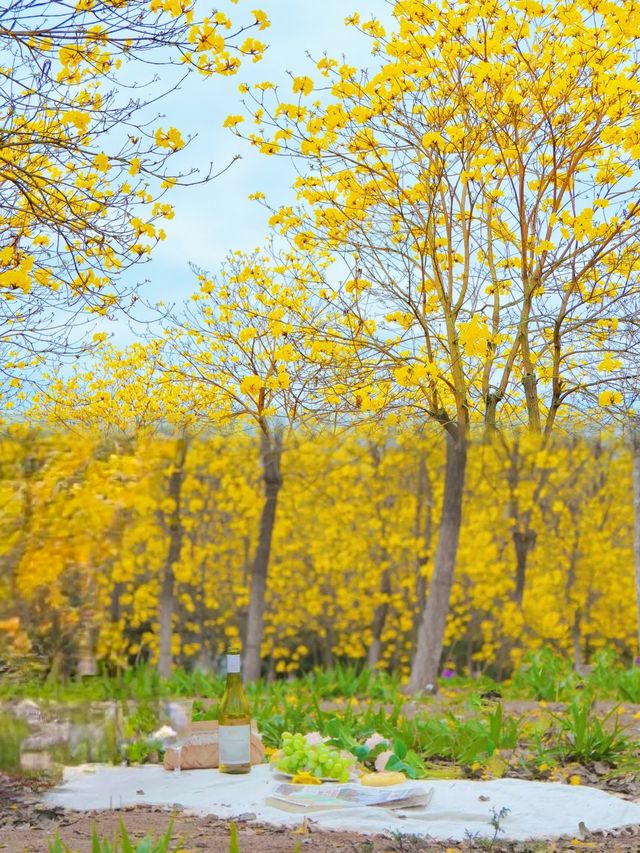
572;609;585;674
407;429;467;693
158;435;189;679
322;624;335;669
564;518;581;671
243;429;283;683
633;428;640;657
513;527;536;606
367;566;391;669
411;454;433;654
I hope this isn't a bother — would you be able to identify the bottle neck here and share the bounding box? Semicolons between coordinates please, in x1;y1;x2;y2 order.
225;672;242;687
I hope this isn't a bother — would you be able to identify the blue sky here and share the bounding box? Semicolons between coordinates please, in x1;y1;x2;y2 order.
113;0;389;342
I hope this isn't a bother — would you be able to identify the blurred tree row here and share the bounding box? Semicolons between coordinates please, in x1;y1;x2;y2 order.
0;422;633;680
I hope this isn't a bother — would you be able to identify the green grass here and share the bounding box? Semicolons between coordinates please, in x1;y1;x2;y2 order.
49;820;177;853
0;666;226;703
537;699;630;764
2;650;639;784
0;713;29;772
3;649;640;705
48;820;308;853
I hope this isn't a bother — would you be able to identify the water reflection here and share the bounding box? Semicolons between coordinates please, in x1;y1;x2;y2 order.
0;697;196;778
0;701;122;777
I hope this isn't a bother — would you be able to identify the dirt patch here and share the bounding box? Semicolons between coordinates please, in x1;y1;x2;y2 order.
1;774;640;853
0;806;390;853
1;804;640;853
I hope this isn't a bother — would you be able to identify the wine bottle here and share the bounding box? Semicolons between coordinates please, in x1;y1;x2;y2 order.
218;646;251;774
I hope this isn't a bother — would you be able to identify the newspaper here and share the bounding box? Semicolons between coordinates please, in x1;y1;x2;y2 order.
266;782;434;813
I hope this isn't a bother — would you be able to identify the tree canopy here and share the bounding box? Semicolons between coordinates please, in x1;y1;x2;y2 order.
0;0;268;396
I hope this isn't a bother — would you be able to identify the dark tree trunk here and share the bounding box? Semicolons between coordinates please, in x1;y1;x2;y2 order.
407;429;467;693
158;435;189;679
243;428;283;683
322;626;335;669
411;454;433;655
504;436;540;608
367;566;391;669
110;582;124;623
513;527;537;606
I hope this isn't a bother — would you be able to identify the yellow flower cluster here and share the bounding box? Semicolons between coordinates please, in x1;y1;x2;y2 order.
0;425;634;674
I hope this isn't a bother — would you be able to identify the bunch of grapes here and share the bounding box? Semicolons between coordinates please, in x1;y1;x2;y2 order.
276;732;354;782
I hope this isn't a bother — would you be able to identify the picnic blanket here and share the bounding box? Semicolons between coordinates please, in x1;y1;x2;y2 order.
45;763;640;842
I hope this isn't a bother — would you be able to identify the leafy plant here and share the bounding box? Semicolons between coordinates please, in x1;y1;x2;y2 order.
192;699;220;722
618;667;640;703
123;704;160;739
544;699;629;764
583;649;623;698
49;819;176;853
509;649;578;701
383;739;426;779
487;806;511;850
122;737;163;765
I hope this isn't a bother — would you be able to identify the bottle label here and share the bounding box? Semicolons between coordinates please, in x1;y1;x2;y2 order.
219;724;250;765
227;654;240;674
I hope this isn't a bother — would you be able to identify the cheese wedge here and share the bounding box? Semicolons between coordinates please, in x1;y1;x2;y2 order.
360;771;407;786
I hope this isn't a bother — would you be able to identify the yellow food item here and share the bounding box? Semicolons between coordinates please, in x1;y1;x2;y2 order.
291;771;322;785
360;771;406;786
269;749;283;764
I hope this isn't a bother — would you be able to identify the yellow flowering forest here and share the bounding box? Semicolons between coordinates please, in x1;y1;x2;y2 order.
0;422;636;679
1;0;640;687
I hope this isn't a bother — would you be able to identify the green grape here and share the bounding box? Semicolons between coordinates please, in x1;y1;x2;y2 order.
276;735;355;779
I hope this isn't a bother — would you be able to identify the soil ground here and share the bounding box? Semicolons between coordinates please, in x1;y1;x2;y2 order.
2;698;639;853
2;773;640;853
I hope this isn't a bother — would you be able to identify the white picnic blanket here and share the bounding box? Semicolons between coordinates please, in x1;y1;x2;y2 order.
44;763;640;842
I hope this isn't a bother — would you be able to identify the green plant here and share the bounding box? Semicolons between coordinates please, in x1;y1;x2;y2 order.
509;649;578;701
583;649;623;698
228;821;240;853
618;667;640;703
487;806;511;849
545;699;629;764
383;739;426;779
123;703;160;739
49;819;176;852
122;737;163;765
388;829;424;851
0;713;29;773
191;699;220;722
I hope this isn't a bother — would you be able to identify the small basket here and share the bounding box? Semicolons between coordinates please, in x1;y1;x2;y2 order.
163;720;264;770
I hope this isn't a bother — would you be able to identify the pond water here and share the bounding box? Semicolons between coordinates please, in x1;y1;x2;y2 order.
0;701;123;778
0;698;195;779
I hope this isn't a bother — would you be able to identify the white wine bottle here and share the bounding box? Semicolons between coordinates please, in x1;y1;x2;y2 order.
218;646;251;774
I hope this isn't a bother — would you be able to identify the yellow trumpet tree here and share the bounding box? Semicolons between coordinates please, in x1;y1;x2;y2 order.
232;0;640;689
167;249;329;680
35;338;205;676
0;0;268;391
2;421;636;676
